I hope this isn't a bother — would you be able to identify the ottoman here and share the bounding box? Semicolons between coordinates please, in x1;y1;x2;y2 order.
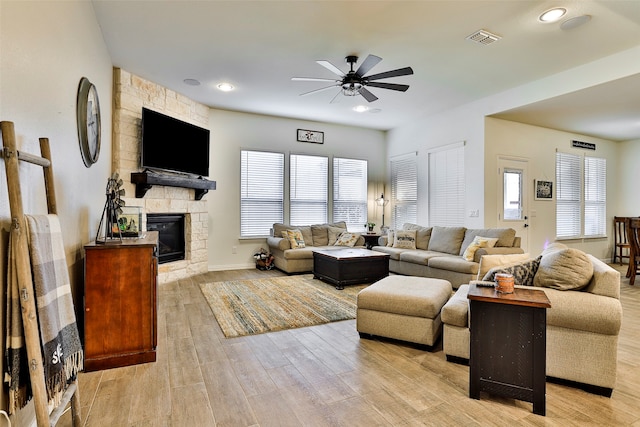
356;276;452;347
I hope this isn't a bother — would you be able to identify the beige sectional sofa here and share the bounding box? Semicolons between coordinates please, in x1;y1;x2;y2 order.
441;245;622;396
267;222;365;273
372;223;524;288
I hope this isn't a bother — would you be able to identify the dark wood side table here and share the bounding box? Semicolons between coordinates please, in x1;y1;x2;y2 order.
467;283;551;416
362;233;382;249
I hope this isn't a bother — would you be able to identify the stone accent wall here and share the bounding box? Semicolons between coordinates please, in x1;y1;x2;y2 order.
112;67;210;284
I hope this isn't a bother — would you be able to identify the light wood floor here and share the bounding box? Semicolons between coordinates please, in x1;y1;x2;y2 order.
60;265;640;426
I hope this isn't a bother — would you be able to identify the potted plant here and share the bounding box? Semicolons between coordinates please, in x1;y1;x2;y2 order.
365;222;376;233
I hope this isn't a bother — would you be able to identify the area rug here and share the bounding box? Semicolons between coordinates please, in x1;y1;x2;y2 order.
199;275;368;338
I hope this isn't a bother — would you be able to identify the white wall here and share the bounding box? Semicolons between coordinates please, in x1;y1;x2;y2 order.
207;109;386;270
485;118;619;258
0;0;112;421
387;45;640;259
617;138;640;215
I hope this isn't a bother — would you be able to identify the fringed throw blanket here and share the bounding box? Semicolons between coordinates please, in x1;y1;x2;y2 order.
5;215;83;413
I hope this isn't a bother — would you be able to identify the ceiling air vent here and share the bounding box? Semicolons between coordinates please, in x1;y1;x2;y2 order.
466;29;502;45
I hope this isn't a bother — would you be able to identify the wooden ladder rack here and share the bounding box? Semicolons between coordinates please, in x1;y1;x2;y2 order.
1;121;82;427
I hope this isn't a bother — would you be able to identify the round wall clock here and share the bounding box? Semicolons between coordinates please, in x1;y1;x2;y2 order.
76;77;101;167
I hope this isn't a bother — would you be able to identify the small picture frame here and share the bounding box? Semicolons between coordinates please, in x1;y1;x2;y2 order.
297;129;324;144
534;180;553;200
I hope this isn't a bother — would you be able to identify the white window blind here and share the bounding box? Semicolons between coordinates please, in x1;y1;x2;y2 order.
428;143;465;226
333;157;368;231
556;151;606;239
290;154;328;226
584;156;606;237
390;153;417;229
240;150;284;238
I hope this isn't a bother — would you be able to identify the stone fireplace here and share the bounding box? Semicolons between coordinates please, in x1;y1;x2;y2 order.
111;67;210;284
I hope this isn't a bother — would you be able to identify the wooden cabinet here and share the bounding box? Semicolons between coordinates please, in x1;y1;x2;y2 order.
83;232;158;371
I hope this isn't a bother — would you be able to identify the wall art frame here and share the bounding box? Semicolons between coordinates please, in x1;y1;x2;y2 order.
297;129;324;144
534;179;553;200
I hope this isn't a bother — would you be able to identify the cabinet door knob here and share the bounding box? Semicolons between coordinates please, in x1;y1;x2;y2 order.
86;308;90;312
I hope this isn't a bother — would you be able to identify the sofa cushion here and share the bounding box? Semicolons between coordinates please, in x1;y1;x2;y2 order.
393;229;417;249
334;232;360;247
477;253;532;279
461;236;498;261
441;284;470;328
402;223;432;250
459;228;516;255
519;285;622;335
483;256;542;287
427;256;479;275
372;246;407;261
427;226;466;255
534;248;594;291
311;224;329;246
283;247;316;259
399;250;454;266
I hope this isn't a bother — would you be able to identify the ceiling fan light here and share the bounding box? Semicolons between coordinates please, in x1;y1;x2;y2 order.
342;82;362;96
353;105;369;113
539;7;567;22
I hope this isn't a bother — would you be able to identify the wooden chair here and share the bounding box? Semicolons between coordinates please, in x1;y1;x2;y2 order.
613;216;630;265
625;217;640;286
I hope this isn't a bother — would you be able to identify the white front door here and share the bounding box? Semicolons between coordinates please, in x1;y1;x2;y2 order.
497;157;529;252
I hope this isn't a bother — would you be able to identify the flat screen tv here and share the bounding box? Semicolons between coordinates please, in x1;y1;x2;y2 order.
141;107;210;177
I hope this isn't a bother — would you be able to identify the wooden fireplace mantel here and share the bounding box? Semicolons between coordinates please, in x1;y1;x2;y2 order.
131;170;216;200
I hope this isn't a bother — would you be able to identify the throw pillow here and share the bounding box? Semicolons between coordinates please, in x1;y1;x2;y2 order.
483;256;542;287
461;236;499;261
327;226;346;245
334;232;360;247
476;253;531;279
386;230;395;247
393;229;417;249
284;229;305;249
533;247;593;291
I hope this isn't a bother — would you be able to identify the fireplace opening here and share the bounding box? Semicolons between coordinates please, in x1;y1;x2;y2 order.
147;214;185;264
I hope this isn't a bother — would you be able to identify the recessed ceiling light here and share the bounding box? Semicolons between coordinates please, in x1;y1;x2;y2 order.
539;7;567;23
183;78;200;86
353;105;369;113
217;82;235;92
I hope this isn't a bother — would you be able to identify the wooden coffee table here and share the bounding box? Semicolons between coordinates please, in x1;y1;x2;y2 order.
312;248;390;289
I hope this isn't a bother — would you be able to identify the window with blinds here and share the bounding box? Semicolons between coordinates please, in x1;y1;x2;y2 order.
240;150;284;238
556;151;606;239
428;143;465;226
390;153;417;229
333;157;368;231
290;154;328;226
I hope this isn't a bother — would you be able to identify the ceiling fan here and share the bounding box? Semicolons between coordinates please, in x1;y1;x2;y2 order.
292;54;413;103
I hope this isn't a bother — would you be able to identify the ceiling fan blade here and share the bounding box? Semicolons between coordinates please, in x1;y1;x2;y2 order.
299;84;340;97
292;77;340;82
367;82;410;92
359;87;379;103
355;54;382;77
366;67;414;81
316;60;345;77
329;90;343;104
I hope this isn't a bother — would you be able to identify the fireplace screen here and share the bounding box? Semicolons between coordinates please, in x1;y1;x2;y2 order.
146;214;185;264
